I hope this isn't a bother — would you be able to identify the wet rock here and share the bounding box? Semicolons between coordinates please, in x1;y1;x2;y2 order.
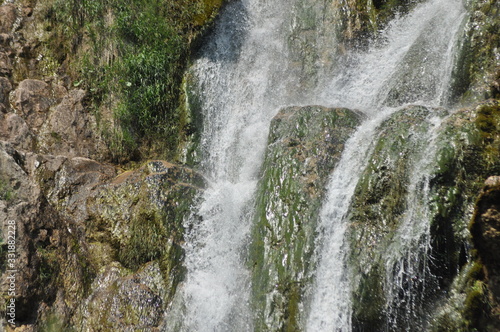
454;0;500;102
251;105;362;331
88;160;204;271
471;177;500;298
346;105;447;330
347;101;500;331
74;262;164;331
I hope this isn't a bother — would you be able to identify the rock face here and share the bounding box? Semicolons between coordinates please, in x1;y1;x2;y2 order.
251;105;362;331
0;1;205;331
346;102;500;331
0;0;499;331
248;102;500;331
469;176;500;330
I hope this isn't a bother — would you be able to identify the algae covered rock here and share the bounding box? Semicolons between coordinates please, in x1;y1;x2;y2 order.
85;160;205;309
347;105;450;330
453;0;500;102
73;262;165;331
251;105;362;331
346;101;500;331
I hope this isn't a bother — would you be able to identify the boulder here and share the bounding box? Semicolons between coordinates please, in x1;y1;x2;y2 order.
471;176;500;299
0;76;11;107
0;51;12;77
251;105;362;331
0;112;34;149
73;262;164;331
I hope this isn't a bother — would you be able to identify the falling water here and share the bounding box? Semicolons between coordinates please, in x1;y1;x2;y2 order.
306;0;466;330
167;0;467;329
384;112;448;330
171;0;304;330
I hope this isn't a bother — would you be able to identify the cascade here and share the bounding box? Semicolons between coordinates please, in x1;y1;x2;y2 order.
167;0;468;330
169;0;303;330
307;0;466;330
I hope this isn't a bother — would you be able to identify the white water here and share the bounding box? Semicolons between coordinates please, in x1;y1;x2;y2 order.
384;113;447;330
305;110;394;331
315;0;466;111
169;0;467;330
173;1;300;331
306;0;466;330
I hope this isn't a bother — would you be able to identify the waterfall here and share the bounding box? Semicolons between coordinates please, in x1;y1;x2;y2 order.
167;0;468;330
306;0;466;330
383;113;447;330
169;0;301;330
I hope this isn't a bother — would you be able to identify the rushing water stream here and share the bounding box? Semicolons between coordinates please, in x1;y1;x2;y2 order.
167;0;468;330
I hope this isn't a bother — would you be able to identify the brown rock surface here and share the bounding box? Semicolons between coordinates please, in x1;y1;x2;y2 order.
470;176;500;328
0;4;17;34
0;113;33;149
12;79;65;132
38;89;107;159
0;76;11;107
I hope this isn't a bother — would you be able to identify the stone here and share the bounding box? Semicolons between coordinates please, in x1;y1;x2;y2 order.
37;89;107;159
12;79;56;131
0;51;12;77
251;105;362;331
0;112;34;150
0;4;17;34
0;33;12;45
74;262;164;331
469;176;500;330
0;76;11;105
32;154;116;224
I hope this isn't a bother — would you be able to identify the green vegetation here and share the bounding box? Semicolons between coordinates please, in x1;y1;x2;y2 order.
0;177;15;201
44;0;224;163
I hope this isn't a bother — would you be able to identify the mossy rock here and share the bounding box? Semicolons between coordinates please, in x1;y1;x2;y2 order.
347;101;500;330
250;105;362;331
84;160;205;315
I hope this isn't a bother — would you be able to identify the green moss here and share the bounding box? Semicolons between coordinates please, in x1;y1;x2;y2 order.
352;266;386;330
39;313;72;332
118;208;169;271
466;261;485;282
475;103;500;141
463;280;487;327
250;106;361;330
455;0;500;102
0;177;15;201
